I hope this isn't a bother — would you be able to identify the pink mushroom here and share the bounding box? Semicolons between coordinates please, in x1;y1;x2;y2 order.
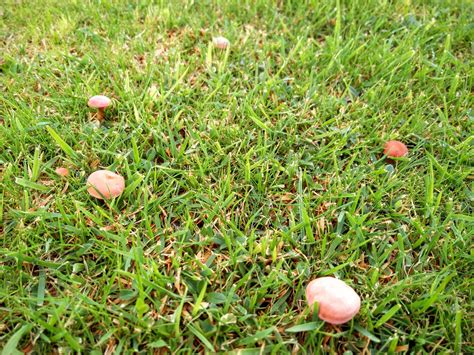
55;167;69;177
88;95;111;121
86;170;125;199
212;36;230;49
384;140;408;158
306;277;361;325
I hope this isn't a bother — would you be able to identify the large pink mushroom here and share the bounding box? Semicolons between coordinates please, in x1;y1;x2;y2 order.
384;140;408;158
212;36;230;49
88;95;111;121
86;170;125;199
306;277;361;325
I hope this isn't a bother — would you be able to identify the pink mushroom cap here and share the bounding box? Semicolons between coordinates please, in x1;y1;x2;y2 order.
384;140;408;158
306;277;361;325
213;36;230;49
86;170;125;199
55;167;69;177
88;95;112;109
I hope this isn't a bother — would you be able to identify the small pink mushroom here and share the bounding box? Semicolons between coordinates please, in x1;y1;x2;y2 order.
86;170;125;199
306;277;361;325
384;140;408;158
213;36;230;49
88;95;112;121
55;167;69;177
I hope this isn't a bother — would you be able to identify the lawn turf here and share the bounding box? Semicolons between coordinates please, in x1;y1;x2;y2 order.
1;0;473;353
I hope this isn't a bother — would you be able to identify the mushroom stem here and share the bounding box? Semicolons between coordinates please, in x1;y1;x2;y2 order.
97;108;105;121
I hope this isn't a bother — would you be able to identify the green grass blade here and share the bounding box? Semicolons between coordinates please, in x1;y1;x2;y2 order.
375;304;401;328
286;322;323;333
15;177;50;192
1;324;33;355
46;126;78;160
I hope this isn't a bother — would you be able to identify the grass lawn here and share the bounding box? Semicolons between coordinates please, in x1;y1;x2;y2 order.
1;0;473;353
